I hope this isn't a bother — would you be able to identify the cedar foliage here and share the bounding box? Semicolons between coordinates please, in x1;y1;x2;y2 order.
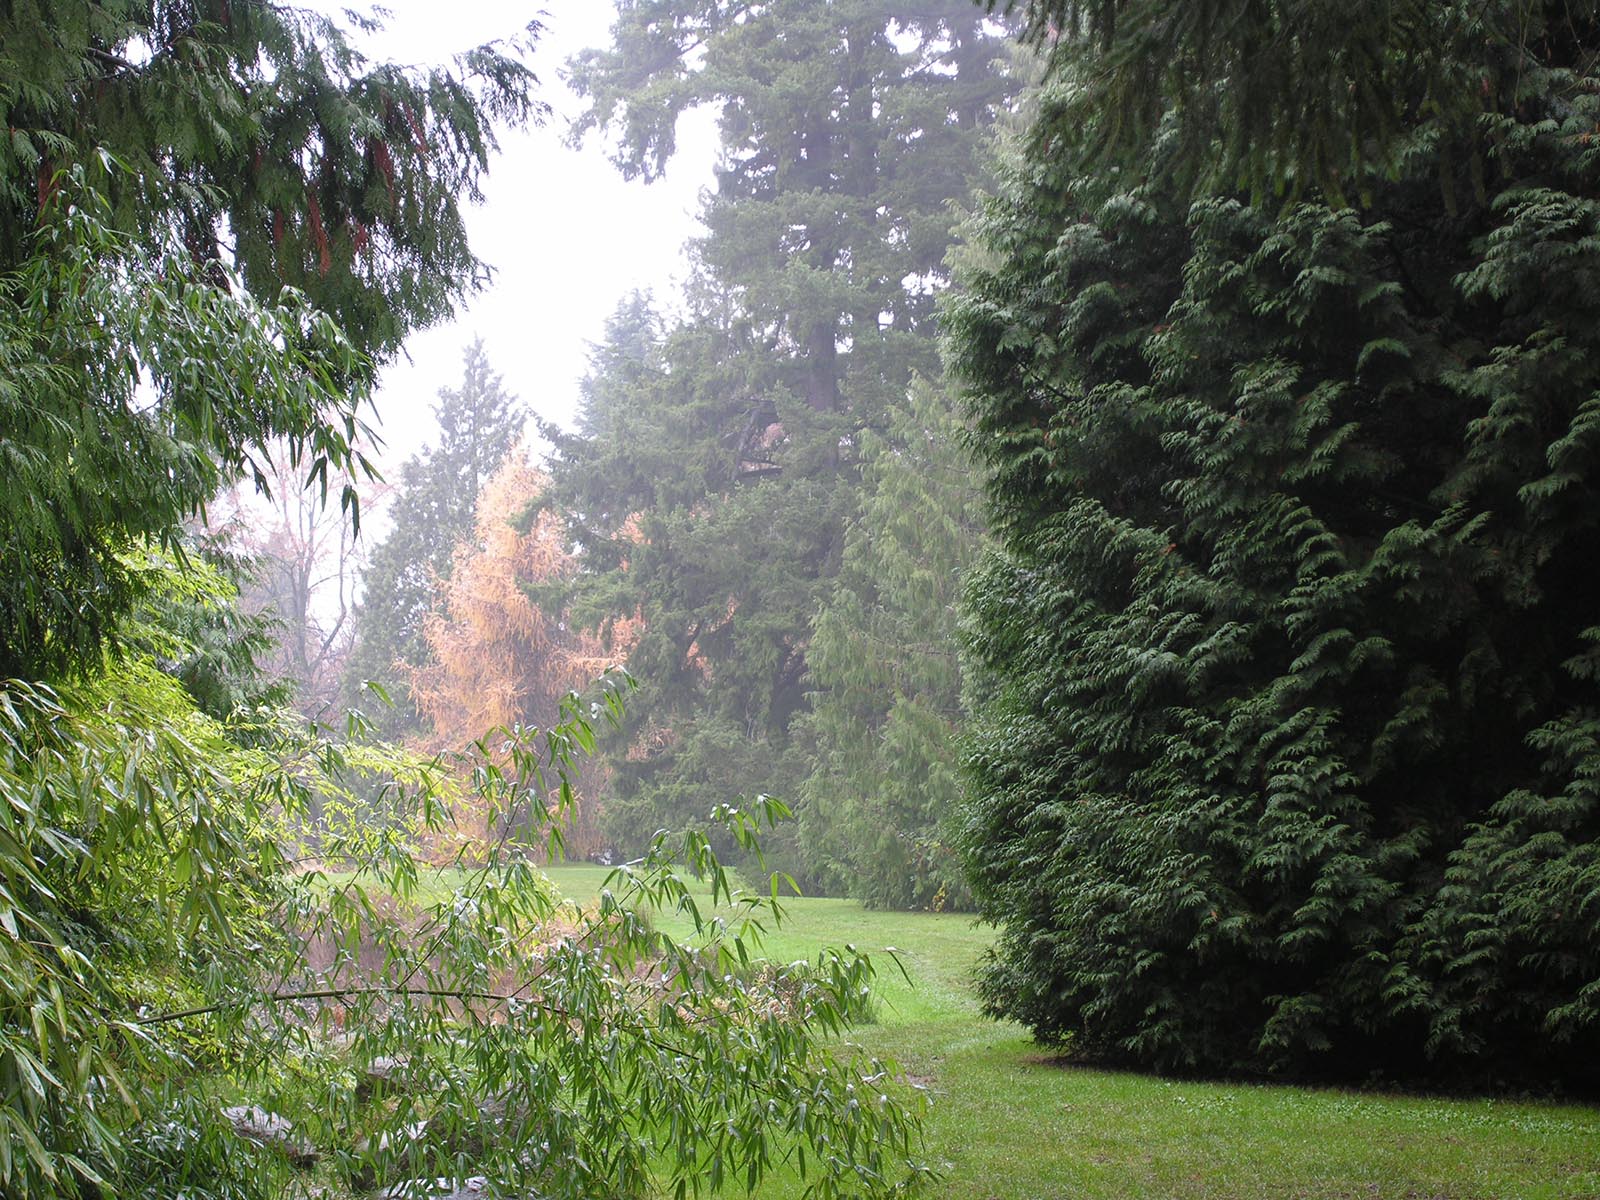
947;0;1600;1082
982;0;1524;204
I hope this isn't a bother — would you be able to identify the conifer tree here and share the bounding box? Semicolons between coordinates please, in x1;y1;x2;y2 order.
947;0;1600;1082
344;340;526;735
410;449;634;858
413;452;618;746
549;2;1015;876
984;0;1504;204
799;377;984;909
0;10;934;1197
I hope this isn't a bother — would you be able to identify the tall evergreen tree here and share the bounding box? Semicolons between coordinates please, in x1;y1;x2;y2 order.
798;377;985;909
549;2;1015;876
947;0;1600;1082
983;0;1507;204
344;340;525;734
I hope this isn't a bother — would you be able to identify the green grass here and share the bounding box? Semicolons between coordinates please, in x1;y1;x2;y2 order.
536;863;1600;1200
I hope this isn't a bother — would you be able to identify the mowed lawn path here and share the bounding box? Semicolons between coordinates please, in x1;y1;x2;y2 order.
542;863;1600;1200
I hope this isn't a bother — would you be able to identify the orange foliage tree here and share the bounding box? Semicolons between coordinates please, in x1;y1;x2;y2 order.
410;447;635;860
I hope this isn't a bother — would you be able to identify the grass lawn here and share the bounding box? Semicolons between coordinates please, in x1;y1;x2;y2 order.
533;862;1600;1200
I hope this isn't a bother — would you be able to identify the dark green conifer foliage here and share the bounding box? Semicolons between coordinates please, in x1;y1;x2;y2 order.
983;0;1526;204
799;377;984;909
947;2;1600;1081
344;340;526;735
551;3;1014;876
543;297;836;863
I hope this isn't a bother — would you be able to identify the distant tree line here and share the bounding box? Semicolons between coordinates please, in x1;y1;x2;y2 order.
532;0;1018;906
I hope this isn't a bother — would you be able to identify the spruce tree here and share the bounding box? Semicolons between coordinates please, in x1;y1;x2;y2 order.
948;1;1600;1082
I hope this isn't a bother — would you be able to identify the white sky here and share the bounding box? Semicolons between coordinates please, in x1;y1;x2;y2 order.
340;1;717;470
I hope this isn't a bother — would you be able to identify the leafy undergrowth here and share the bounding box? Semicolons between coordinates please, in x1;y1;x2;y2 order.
539;865;1600;1200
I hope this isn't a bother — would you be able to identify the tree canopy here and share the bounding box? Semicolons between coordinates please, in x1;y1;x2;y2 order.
0;0;543;680
343;340;527;737
984;0;1546;204
798;377;985;909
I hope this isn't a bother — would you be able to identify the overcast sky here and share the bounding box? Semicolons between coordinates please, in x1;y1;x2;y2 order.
340;1;717;470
